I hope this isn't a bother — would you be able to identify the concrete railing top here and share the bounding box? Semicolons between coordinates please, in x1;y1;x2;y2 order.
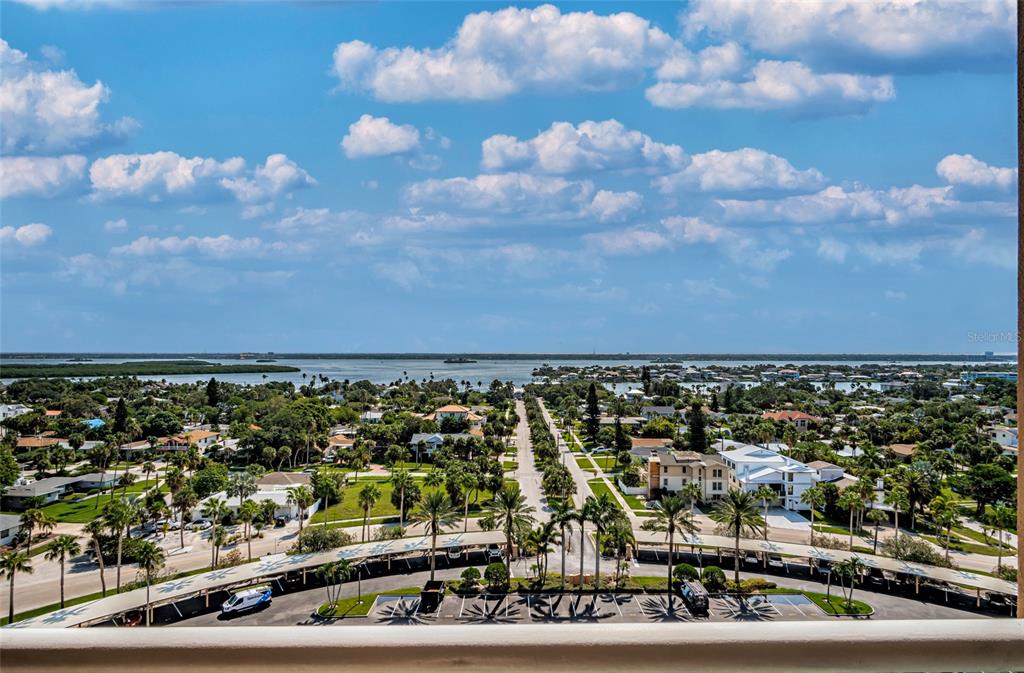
2;620;1022;673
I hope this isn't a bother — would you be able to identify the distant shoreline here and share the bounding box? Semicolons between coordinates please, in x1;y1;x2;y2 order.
0;352;1014;363
0;361;301;379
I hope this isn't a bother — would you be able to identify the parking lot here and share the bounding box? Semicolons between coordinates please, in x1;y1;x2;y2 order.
357;591;845;626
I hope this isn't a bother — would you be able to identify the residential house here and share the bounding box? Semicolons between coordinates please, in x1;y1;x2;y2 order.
0;404;33;421
0;513;23;546
987;426;1018;448
761;410;818;431
807;460;845;484
195;485;319;522
718;444;816;511
425;404;484;429
16;436;66;451
644;450;729;501
256;472;311;488
883;443;917;461
640;406;677;421
408;432;475;460
360;411;384;424
160;430;221;452
2;473;116;510
631;437;674;452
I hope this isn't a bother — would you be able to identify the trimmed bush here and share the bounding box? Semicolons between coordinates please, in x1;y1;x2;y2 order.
484;562;509;592
700;565;726;592
460;566;481;591
672;563;699;582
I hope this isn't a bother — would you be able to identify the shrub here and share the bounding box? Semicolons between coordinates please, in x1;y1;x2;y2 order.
700;566;726;592
995;565;1017;582
460;567;481;591
881;534;952;568
672;563;699;582
727;578;777;593
290;526;354;554
484;562;509;592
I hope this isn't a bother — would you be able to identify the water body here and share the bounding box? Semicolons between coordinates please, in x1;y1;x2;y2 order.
0;355;1007;388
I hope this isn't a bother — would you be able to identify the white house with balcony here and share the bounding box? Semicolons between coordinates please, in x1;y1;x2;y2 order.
717;443;816;511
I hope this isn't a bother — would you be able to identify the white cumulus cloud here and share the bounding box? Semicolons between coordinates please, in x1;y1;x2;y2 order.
481;119;688;174
0;154;87;197
88;151;314;209
0;39;137;153
936;153;1016;192
654;147;825;193
341;114;422;158
682;0;1016;73
646;59;894;116
0;222;52;247
332;4;673;102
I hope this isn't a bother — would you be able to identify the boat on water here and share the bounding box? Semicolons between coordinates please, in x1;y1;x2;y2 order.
255;359;277;362
444;357;478;364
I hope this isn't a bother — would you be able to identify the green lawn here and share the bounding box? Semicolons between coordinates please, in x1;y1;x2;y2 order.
311;480;496;523
590;454;618;471
502;460;518;471
586;480;623;510
804;590;873;616
920;534;1007;557
389;461;432;470
316;586;420;618
575;456;595;470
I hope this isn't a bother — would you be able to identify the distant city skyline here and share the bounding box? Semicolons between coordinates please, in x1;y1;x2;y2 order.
0;1;1018;353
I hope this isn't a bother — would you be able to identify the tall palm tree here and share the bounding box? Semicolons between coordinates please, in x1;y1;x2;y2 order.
409;490;460;581
142;461;156;488
200;497;229;569
316;559;354;611
754;485;776;541
866;508;887;554
388;468;415;530
641;494;697;610
710;489;765;589
134;541;165;626
526;520;559;581
102;498;134;593
583;493;618;591
19;508;44;551
574;505;589;592
1;551;33;623
238;499;259;561
485;483;536;575
286;485;315;537
680;482;703;513
928;494;960;562
833;556;867;610
44;534;82;609
549;499;576;590
801;484;826;546
172;486;198;549
83;518;108;597
885;484;909;536
987;505;1015;571
357;483;382;542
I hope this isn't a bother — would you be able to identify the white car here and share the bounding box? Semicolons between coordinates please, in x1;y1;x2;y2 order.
221;586;272;614
190;519;212;532
486;544;503;560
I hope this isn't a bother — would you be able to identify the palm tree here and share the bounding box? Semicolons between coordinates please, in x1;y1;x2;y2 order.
142;461;156;488
710;489;765;589
574;505;589;592
19;508;44;551
866;508;887;554
44;534;82;609
238;499;259;561
833;556;867;610
409;490;460;581
680;482;703;513
987;505;1015;571
286;485;315;537
388;468;415;530
838;489;861;550
549;499;576;590
357;483;382;542
526;520;559;582
885;484;909;536
1;551;32;623
103;498;134;593
754;485;776;541
134;541;165;626
83;518;108;597
641;494;697;610
485;483;536;575
316;559;354;611
583;492;618;591
928;494;960;562
200;496;229;569
172;486;198;549
801;484;826;546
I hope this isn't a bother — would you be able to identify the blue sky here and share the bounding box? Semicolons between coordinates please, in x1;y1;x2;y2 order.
0;0;1017;353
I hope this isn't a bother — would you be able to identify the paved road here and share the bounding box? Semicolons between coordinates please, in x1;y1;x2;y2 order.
170;560;991;627
513;400;548;522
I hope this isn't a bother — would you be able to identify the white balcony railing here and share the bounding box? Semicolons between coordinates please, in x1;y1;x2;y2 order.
2;620;1022;673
